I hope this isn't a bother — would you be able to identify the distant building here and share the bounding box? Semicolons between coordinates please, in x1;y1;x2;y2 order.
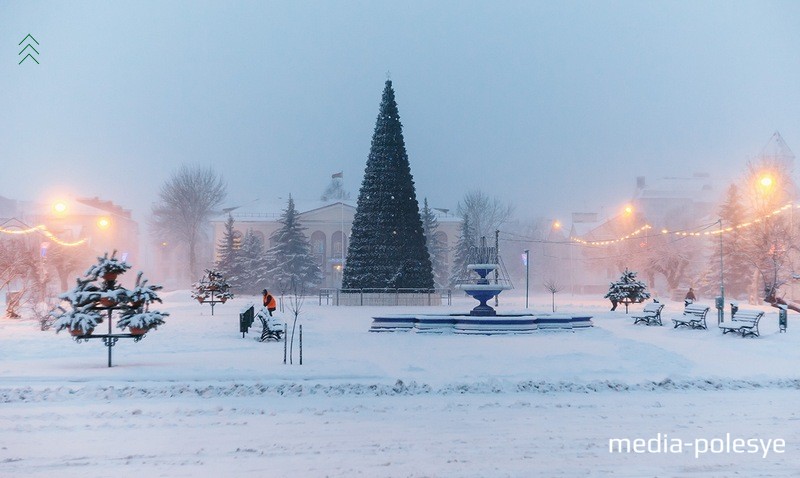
564;173;724;296
0;195;139;292
209;200;460;289
1;196;140;263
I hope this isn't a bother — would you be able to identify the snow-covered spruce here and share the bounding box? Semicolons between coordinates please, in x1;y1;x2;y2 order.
266;195;322;292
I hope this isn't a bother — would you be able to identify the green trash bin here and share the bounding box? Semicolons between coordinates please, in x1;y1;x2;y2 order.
779;308;787;333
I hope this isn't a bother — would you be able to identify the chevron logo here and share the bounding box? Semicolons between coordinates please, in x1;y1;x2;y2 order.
18;34;39;65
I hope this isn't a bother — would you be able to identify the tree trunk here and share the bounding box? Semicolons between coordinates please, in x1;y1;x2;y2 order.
188;238;197;280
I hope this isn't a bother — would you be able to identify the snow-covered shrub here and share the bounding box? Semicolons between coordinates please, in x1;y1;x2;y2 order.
84;251;131;281
192;269;234;302
604;268;651;313
52;252;167;335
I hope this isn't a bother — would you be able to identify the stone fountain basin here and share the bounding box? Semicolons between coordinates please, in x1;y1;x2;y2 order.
369;313;593;334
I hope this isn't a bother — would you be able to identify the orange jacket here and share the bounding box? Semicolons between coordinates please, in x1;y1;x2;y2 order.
263;293;276;310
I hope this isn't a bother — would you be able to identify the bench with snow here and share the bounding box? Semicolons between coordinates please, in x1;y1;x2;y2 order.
719;308;764;338
256;307;284;342
632;301;665;326
672;303;710;330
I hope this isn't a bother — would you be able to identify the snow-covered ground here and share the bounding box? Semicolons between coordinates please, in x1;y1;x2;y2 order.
2;292;799;477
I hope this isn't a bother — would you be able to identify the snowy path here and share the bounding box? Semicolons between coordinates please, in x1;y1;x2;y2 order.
2;389;798;477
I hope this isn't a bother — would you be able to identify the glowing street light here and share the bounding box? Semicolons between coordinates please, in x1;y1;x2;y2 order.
53;201;67;215
760;175;774;189
97;217;111;230
552;220;561;230
624;205;633;215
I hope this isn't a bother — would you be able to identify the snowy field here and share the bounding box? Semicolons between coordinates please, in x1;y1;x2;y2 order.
2;292;800;477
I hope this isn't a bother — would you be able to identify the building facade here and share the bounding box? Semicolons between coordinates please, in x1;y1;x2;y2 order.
209;200;460;289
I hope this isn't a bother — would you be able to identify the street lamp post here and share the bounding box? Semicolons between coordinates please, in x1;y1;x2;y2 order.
718;218;725;324
524;249;530;309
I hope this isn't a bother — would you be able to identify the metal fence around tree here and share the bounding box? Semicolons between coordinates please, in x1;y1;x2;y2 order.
319;288;452;306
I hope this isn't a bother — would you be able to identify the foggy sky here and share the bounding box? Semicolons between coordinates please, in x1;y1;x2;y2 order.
3;0;799;225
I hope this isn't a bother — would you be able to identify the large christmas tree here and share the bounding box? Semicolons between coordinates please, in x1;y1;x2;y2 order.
342;80;434;289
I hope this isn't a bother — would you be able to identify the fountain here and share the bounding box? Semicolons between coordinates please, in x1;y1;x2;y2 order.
369;238;592;334
456;263;512;316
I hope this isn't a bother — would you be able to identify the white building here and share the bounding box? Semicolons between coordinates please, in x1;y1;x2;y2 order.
209;200;461;289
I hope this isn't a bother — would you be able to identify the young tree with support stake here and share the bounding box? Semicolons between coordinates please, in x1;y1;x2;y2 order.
543;278;563;313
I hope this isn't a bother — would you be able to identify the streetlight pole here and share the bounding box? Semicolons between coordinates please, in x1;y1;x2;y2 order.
524;249;530;309
494;229;499;307
719;218;725;324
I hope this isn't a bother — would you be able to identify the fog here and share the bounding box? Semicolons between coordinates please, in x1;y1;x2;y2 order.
2;0;799;223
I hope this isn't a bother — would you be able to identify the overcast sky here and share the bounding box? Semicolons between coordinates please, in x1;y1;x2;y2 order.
2;0;799;224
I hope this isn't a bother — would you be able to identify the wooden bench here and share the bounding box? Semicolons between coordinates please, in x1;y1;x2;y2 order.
719;308;764;338
256;307;284;342
632;301;664;326
672;303;710;330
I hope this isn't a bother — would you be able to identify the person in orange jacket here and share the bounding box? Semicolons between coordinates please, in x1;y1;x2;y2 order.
262;289;277;316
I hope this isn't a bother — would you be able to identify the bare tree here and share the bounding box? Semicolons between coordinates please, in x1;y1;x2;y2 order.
543;278;564;312
151;165;227;281
737;157;798;303
0;238;37;319
0;237;57;328
47;242;93;292
456;189;515;240
286;277;306;365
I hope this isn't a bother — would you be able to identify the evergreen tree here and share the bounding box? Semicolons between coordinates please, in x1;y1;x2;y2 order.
342;80;434;289
450;216;476;287
421;198;448;288
604;268;651;313
215;215;241;283
698;184;753;299
267;195;322;292
232;229;270;294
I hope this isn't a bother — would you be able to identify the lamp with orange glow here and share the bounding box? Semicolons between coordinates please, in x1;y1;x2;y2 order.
53;201;67;215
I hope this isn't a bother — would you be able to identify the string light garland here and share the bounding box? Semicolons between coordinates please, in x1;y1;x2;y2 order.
571;224;652;246
0;225;87;247
570;202;797;246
